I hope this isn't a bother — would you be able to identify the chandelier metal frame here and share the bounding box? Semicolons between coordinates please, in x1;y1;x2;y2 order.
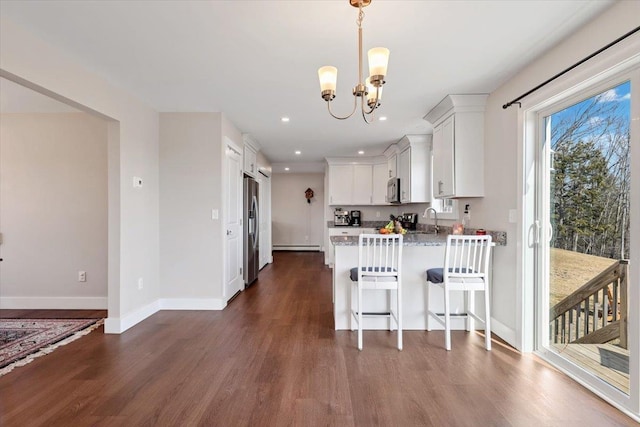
317;0;389;124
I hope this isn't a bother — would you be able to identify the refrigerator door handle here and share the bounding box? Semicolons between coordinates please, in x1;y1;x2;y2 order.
252;195;259;249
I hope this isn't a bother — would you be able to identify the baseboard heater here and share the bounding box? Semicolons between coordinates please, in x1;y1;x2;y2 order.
273;245;321;252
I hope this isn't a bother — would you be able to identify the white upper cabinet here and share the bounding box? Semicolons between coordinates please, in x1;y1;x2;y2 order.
326;160;377;206
398;148;411;203
328;164;354;205
424;94;488;198
387;154;397;179
384;145;398;179
396;134;432;203
243;135;259;177
372;162;389;205
352;164;373;205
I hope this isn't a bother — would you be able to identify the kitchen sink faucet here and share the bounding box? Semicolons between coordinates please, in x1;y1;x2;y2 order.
423;207;439;234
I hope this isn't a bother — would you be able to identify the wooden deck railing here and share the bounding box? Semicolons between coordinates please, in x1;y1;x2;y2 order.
550;259;628;349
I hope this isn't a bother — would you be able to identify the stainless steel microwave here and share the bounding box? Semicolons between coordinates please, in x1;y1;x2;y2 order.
386;178;401;204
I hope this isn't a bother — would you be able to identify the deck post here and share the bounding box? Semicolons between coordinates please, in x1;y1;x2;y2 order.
619;260;628;350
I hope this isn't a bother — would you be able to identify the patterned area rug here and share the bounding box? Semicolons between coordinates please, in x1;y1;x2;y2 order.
0;318;102;376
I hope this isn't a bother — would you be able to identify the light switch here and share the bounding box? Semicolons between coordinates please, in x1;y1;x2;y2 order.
212;209;219;220
509;209;517;223
133;176;143;188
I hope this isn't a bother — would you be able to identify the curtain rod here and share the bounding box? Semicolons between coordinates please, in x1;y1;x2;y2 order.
503;25;640;109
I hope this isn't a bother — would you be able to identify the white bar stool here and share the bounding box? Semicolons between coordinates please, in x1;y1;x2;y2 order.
349;234;403;351
426;234;493;351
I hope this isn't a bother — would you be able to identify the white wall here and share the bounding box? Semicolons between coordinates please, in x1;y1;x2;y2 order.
0;113;108;308
159;113;221;302
272;173;324;248
159;113;243;305
1;17;160;332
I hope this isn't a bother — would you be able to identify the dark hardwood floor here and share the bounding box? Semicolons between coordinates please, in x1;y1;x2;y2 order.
0;251;635;426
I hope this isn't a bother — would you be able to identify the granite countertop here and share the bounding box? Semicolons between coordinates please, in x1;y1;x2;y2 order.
331;232;506;247
327;221;507;246
331;233;449;247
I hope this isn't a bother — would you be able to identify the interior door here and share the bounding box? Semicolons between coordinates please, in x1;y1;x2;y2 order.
257;173;271;269
224;141;243;301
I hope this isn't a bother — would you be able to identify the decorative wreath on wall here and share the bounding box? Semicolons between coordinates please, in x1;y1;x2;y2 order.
305;188;314;204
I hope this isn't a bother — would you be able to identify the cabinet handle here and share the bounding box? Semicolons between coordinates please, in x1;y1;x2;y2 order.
438;180;443;195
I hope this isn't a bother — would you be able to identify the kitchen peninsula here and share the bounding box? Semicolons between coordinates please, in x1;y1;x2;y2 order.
331;232;505;331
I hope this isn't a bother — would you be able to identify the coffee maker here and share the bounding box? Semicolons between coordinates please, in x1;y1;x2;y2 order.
400;213;418;230
334;208;350;226
350;210;361;227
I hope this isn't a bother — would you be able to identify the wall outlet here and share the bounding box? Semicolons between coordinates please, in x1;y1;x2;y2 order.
376;211;380;218
78;271;86;282
509;209;517;224
138;277;144;290
305;235;309;241
212;209;219;220
133;176;143;188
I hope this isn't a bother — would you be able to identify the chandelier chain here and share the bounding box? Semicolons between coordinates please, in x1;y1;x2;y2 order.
356;1;364;28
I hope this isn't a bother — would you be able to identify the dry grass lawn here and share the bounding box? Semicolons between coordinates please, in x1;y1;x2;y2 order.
549;247;617;308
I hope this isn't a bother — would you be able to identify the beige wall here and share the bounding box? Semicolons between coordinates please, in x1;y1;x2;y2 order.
159;113;243;304
1;17;160;332
0;113;108;307
272;173;324;248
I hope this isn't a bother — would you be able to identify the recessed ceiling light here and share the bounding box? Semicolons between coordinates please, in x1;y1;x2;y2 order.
281;117;290;123
378;116;387;121
284;167;290;171
295;150;301;155
358;150;365;155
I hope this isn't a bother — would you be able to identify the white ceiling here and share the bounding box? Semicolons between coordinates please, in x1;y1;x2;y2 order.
0;0;615;167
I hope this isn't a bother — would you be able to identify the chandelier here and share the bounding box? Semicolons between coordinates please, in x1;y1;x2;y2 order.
317;0;389;123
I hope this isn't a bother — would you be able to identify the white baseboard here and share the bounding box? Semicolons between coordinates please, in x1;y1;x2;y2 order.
159;298;226;310
103;297;227;334
104;300;160;334
490;317;518;349
273;245;321;251
0;296;108;310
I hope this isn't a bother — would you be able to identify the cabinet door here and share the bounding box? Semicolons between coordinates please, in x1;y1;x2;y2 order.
387;154;397;179
398;148;411;203
352;164;373;205
433;115;455;198
372;163;388;205
244;147;257;177
328;165;353;205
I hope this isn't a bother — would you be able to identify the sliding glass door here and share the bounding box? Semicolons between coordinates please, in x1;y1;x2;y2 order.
529;66;640;419
539;80;632;396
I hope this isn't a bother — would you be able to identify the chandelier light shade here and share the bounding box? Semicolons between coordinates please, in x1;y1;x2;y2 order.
317;0;389;123
318;66;338;100
367;47;389;84
365;77;382;108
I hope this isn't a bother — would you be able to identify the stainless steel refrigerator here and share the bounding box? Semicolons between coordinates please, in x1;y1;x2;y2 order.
243;176;259;286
